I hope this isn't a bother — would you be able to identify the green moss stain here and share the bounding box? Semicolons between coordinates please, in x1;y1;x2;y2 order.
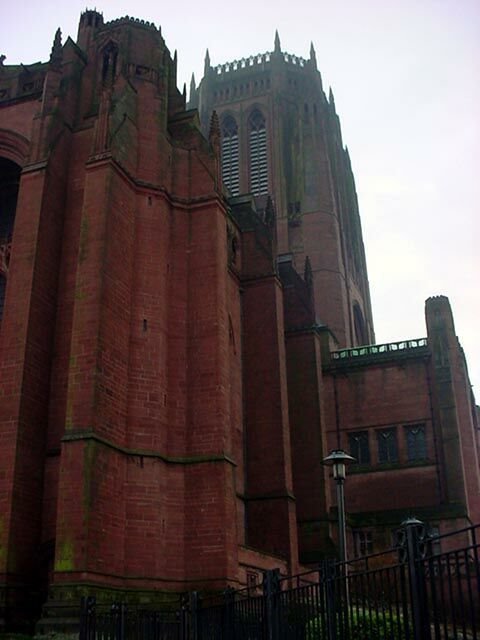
64;402;73;430
55;538;75;572
110;84;137;165
74;287;86;301
65;382;74;430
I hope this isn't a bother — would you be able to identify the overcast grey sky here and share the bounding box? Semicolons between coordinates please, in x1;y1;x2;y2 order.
2;0;479;395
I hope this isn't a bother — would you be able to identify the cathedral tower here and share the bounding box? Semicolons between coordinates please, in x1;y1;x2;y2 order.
193;35;375;348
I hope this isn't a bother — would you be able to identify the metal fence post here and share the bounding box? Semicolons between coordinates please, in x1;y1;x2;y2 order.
320;560;337;640
80;596;96;640
222;586;235;638
189;591;200;640
79;596;87;640
263;569;280;640
179;592;189;640
119;602;127;640
111;602;120;640
401;518;431;640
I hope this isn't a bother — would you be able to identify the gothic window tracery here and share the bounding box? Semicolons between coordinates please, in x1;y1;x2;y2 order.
349;431;370;465
377;428;398;463
405;424;427;461
221;115;240;195
248;109;268;196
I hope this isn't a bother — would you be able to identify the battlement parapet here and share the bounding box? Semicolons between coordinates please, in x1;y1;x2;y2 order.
282;52;307;67
104;16;159;32
213;50;308;77
214;52;271;75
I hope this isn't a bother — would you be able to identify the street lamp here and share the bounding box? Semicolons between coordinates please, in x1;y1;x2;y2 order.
323;449;356;564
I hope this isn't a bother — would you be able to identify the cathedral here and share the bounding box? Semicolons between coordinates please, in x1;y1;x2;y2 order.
0;10;478;632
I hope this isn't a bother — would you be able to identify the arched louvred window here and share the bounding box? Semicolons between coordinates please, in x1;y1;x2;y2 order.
248;109;268;196
0;157;20;323
353;302;367;346
221;115;240;195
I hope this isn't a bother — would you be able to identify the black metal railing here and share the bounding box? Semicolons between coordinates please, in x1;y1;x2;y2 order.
80;520;480;639
80;598;186;640
331;338;428;362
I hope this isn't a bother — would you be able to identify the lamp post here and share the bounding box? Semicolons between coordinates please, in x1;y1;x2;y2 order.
323;449;355;564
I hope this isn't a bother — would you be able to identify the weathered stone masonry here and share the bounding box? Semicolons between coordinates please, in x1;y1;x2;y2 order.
0;10;478;632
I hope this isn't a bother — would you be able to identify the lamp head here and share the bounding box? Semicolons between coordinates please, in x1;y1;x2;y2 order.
322;449;356;481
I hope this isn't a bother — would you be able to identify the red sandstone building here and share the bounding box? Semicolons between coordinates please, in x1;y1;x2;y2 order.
0;10;478;632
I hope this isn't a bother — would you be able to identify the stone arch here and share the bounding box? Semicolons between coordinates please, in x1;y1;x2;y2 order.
0;129;30;167
221;112;238;137
247;105;266;130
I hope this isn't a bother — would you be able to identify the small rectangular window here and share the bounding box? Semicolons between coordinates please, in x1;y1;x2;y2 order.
405;424;427;461
377;428;398;463
348;431;370;465
353;530;373;558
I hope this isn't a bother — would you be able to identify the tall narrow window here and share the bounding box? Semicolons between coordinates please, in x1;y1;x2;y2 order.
102;41;118;85
249;109;268;196
0;157;20;322
353;302;367;346
348;431;370;465
221;115;240;195
405;424;427;461
377;428;398;463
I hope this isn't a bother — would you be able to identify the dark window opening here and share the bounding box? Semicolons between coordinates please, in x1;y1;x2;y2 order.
405;424;427;461
349;431;370;465
377;428;398;463
0;157;21;322
353;302;367;346
102;42;118;84
353;530;373;557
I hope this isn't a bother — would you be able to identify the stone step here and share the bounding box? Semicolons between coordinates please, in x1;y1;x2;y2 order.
36;615;79;635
